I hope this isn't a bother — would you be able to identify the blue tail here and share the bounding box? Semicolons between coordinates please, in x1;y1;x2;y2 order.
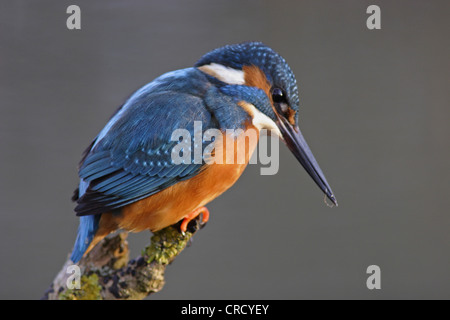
70;215;101;263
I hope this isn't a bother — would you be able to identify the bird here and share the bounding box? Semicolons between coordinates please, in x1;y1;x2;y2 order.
70;42;337;263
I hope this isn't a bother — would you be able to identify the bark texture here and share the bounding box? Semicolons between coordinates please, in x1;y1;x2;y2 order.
42;219;202;300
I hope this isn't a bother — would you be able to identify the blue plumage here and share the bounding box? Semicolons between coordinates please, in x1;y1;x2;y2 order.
74;66;263;219
71;179;99;262
75;83;213;216
71;215;100;262
70;67;252;261
70;42;336;263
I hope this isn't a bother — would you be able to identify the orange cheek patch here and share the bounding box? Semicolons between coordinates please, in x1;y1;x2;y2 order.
287;107;297;126
243;65;272;100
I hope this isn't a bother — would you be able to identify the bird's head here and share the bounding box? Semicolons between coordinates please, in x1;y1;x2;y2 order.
195;42;337;206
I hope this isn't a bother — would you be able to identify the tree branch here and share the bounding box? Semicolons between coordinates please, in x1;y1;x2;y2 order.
42;218;202;300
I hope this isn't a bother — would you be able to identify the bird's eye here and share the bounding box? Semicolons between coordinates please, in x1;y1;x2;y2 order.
271;88;286;104
271;87;289;115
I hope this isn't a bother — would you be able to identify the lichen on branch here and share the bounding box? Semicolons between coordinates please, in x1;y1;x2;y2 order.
42;218;202;300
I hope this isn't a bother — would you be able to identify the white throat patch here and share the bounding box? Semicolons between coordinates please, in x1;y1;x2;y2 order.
238;101;282;138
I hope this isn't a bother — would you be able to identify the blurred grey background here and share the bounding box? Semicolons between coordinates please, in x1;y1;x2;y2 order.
1;0;449;299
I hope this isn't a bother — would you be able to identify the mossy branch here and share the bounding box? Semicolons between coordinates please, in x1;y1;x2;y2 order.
42;218;202;300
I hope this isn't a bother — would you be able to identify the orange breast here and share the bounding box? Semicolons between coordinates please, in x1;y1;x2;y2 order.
98;124;259;234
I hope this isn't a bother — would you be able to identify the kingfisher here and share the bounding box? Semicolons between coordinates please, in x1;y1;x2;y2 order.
70;42;337;263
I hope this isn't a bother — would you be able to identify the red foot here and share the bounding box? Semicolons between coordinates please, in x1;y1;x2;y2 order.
180;207;210;234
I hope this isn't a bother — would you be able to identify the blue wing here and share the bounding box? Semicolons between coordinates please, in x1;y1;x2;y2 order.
74;69;216;216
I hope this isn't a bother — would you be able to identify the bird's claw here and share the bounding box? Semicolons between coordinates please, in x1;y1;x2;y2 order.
178;207;210;235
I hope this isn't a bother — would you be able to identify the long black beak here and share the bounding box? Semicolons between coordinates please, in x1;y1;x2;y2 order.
276;116;338;206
